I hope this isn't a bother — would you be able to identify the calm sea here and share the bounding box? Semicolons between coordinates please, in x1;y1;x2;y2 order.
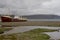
28;19;60;21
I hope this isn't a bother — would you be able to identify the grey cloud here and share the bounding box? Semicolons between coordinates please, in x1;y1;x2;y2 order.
0;4;6;8
0;0;60;16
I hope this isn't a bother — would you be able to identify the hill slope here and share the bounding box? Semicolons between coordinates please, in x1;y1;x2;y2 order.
22;14;60;19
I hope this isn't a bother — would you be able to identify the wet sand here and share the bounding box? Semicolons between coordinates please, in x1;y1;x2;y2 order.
1;21;60;26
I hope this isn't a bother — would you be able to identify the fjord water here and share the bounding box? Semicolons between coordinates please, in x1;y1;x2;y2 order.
28;19;60;21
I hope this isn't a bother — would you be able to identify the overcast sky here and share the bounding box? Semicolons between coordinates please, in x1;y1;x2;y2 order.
0;0;60;16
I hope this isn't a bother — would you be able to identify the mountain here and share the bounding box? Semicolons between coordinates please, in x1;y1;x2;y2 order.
22;14;60;19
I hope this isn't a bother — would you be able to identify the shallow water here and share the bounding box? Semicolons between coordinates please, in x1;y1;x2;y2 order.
28;19;60;21
45;31;60;39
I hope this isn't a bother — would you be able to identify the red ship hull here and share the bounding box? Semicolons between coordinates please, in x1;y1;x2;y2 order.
1;16;27;22
1;16;12;22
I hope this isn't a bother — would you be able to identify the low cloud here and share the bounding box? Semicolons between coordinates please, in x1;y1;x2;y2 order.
0;0;60;16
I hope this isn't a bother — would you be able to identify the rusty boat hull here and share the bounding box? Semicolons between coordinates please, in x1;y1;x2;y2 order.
1;16;27;22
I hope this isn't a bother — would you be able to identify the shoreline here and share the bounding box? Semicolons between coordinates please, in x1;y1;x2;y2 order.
0;21;60;27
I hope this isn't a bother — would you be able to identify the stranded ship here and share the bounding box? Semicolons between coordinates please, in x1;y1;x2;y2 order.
1;15;27;22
